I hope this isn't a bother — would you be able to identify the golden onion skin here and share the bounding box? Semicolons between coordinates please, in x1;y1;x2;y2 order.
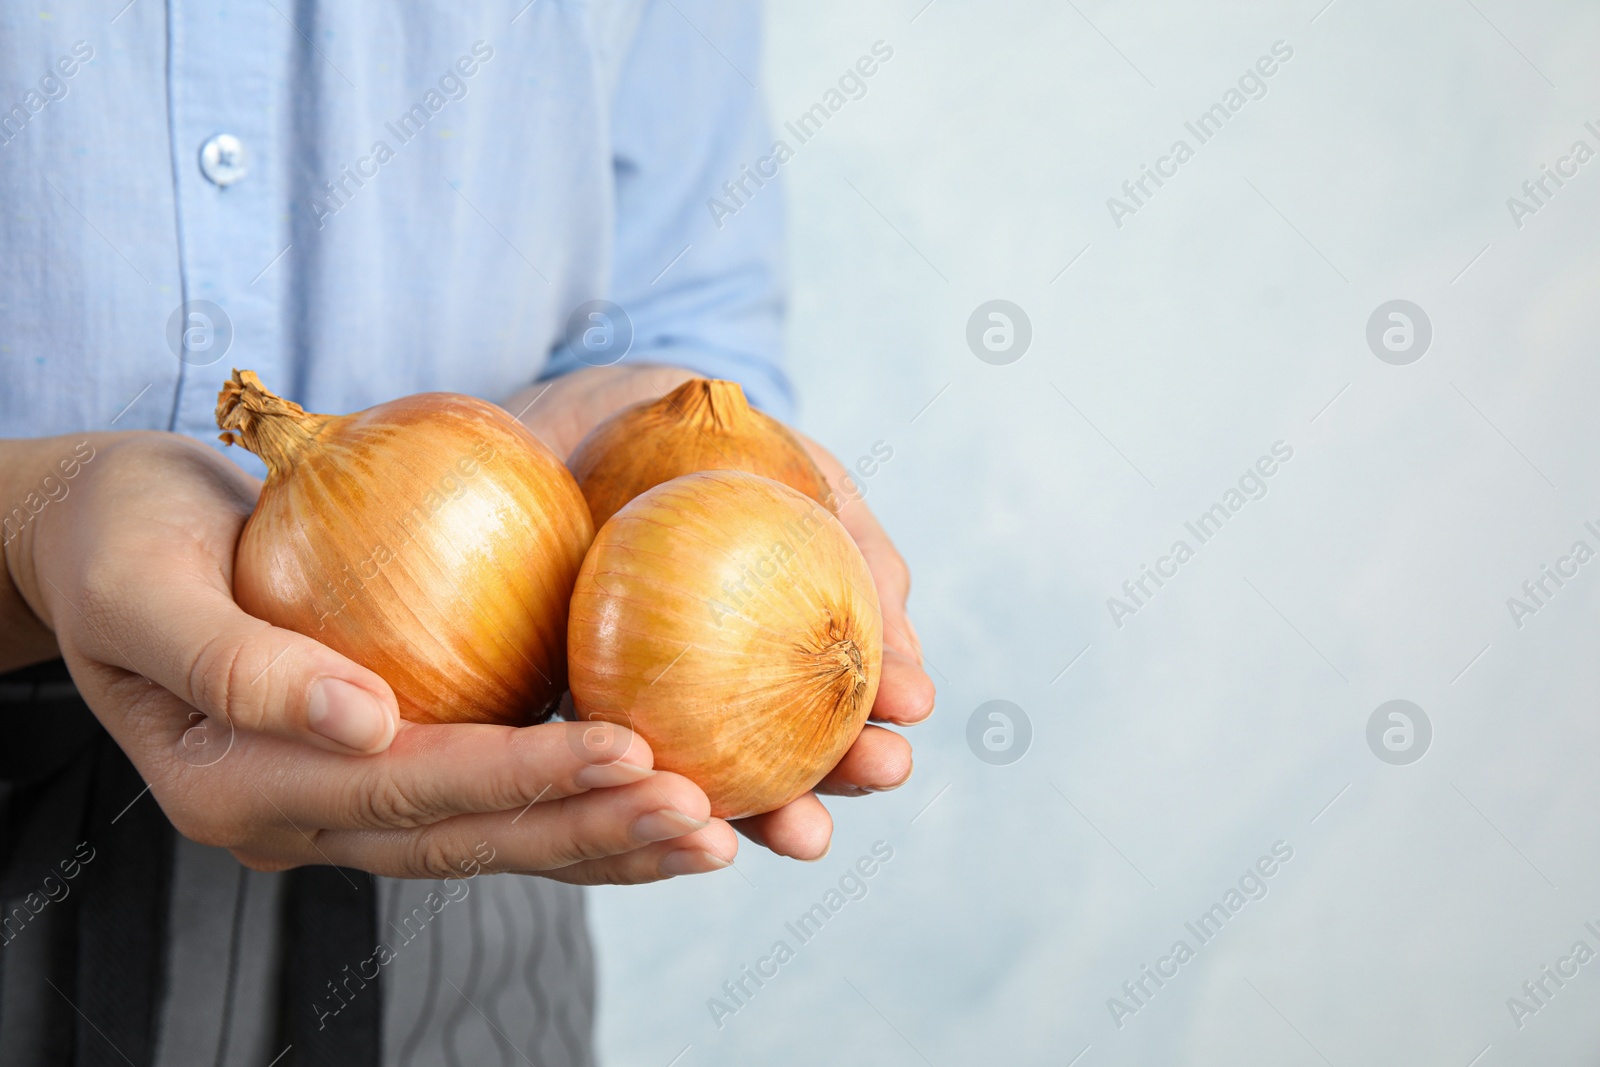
567;378;834;529
568;470;881;819
219;370;594;727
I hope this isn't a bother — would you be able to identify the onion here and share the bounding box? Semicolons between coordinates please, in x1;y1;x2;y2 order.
217;369;593;727
568;470;881;819
567;378;834;528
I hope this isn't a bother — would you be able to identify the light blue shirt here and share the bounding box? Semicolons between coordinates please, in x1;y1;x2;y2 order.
0;0;791;456
1;5;787;1063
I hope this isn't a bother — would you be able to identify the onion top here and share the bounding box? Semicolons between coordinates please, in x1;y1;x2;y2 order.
567;378;834;529
218;369;594;726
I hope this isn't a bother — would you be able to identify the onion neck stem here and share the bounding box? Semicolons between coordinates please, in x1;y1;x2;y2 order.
215;369;329;475
662;378;751;433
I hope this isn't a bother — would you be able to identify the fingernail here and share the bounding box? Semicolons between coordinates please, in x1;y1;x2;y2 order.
631;809;710;844
801;842;832;863
308;678;392;752
870;764;914;793
659;849;731;877
575;762;655;789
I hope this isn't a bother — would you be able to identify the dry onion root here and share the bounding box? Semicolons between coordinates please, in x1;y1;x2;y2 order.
568;470;881;819
217;369;593;727
567;377;834;528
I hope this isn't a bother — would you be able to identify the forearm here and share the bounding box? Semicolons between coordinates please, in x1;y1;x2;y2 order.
0;434;111;671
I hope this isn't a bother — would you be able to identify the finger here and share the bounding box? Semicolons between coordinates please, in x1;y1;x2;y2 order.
861;559;919;664
537;819;740;885
814;725;912;796
255;820;739;886
870;646;936;725
98;570;402;755
181;610;400;755
795;432;921;662
37;437;402;756
257;719;657;830
127;711;661;857
899;614;925;664
733;792;833;861
319;771;714;877
833;496;906;590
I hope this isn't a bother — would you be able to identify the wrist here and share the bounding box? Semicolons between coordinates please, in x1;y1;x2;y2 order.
1;434;109;669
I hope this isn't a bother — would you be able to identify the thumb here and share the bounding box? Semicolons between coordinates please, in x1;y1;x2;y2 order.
127;580;399;754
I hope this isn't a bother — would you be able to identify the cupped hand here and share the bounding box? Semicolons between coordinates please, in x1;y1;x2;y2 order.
731;434;936;859
14;432;733;883
510;366;938;862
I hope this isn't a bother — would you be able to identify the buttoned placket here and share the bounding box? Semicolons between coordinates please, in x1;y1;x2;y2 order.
165;2;294;440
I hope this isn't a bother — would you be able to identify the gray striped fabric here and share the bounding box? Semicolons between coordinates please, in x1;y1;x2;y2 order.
153;840;285;1067
154;837;595;1067
381;873;596;1067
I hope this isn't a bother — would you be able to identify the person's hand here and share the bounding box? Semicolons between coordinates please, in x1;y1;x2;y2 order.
505;368;938;861
511;364;699;459
732;434;936;859
9;431;734;883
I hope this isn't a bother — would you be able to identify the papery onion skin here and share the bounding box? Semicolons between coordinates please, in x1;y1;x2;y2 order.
567;378;834;529
568;470;881;820
217;369;594;727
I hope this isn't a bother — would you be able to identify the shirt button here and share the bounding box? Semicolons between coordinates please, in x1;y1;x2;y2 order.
199;133;248;187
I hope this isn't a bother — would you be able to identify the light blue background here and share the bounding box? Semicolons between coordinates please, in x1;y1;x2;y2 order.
591;1;1600;1064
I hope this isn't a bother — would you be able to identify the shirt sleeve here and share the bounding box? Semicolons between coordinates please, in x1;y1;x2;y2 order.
540;0;794;421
